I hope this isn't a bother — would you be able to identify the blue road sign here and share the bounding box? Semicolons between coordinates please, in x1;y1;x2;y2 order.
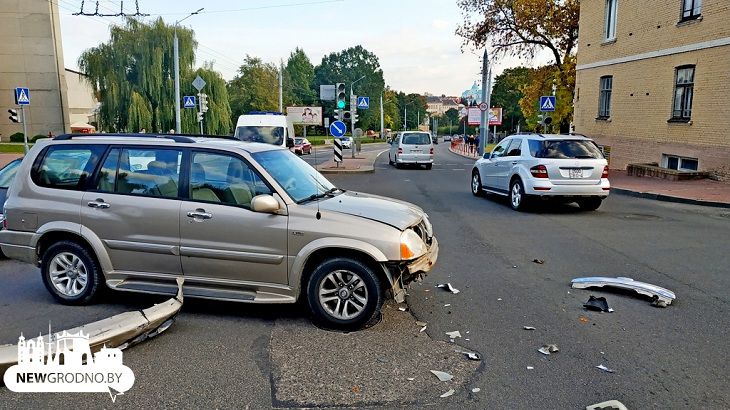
15;88;30;105
539;96;556;112
357;96;369;109
183;95;197;109
329;120;347;137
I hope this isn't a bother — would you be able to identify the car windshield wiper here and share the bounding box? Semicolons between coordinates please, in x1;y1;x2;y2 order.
297;187;343;204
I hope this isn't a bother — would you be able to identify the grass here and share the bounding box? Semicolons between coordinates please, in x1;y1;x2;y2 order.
0;143;31;153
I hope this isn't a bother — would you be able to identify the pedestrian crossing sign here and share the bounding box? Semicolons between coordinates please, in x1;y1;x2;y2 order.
539;96;556;112
357;96;369;109
183;96;197;109
15;87;30;105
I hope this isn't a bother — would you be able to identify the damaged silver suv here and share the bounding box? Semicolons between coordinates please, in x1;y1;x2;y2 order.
0;134;438;330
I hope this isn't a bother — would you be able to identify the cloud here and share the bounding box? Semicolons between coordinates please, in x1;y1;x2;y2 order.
431;19;450;30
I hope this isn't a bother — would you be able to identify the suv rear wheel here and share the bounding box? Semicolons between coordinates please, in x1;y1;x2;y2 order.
510;179;529;211
306;257;383;330
471;170;483;196
577;197;603;211
41;240;101;305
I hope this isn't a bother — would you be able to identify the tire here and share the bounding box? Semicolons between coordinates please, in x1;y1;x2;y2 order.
306;257;383;331
509;178;529;211
471;170;484;196
41;240;101;305
388;154;394;166
395;156;402;169
425;164;432;170
578;197;603;211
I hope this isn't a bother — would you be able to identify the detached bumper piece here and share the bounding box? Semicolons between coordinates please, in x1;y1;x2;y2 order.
571;276;675;306
0;278;184;382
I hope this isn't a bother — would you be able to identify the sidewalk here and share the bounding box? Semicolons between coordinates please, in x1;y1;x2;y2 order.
447;142;730;207
448;142;480;160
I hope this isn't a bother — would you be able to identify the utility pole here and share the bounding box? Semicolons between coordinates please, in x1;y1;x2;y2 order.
21;106;28;154
380;94;384;139
278;62;284;112
174;8;204;134
404;105;407;130
479;48;492;155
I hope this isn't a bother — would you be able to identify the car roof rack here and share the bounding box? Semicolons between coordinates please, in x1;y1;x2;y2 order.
53;133;237;144
512;132;546;138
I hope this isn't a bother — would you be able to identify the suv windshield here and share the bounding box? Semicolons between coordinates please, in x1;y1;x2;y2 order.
234;126;284;145
252;149;336;203
528;140;604;159
402;133;431;145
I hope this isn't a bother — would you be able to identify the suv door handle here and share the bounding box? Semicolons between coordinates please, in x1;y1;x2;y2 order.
511;161;518;165
87;199;110;209
187;209;212;220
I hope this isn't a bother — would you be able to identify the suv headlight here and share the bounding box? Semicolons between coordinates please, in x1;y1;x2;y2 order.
400;229;427;260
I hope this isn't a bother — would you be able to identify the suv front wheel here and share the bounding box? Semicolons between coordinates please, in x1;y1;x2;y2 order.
41;240;101;305
306;257;383;330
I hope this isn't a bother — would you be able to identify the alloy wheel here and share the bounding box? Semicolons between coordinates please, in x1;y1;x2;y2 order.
49;252;88;297
318;269;368;320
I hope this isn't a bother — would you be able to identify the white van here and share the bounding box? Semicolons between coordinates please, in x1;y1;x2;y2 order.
233;111;295;147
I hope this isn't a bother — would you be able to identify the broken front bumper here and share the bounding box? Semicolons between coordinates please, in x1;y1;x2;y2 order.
406;236;439;277
384;237;439;303
571;276;676;305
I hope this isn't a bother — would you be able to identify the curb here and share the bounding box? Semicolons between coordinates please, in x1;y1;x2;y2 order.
448;147;478;161
611;188;730;209
315;149;387;174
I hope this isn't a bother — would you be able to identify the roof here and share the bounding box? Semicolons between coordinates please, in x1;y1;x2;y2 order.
51;133;285;154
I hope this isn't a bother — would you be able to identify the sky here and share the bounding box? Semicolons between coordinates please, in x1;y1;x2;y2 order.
56;0;550;96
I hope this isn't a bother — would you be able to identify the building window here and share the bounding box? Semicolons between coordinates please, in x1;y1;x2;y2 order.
598;76;612;118
663;154;698;171
681;0;702;20
672;66;694;120
604;0;618;40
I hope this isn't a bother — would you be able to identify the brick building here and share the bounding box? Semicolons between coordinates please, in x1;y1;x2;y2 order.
574;0;730;178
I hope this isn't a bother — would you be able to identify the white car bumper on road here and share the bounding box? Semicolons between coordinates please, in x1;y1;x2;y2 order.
397;154;434;164
525;179;611;197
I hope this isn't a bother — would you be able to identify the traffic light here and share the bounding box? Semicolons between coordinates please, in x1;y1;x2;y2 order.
8;109;19;123
543;116;553;126
199;93;209;113
351;111;358;124
197;111;204;122
336;83;346;109
342;111;352;122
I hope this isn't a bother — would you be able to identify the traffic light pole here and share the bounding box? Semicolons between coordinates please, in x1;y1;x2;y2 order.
21;105;28;154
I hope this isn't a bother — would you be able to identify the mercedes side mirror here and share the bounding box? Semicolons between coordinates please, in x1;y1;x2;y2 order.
286;137;295;148
251;194;280;214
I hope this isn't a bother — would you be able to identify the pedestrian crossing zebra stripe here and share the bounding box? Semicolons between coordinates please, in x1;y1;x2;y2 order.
333;138;343;162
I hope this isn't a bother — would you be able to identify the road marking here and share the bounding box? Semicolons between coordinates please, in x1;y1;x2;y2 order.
452;168;466;171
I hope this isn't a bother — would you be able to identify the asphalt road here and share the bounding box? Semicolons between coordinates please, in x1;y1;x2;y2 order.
1;143;728;408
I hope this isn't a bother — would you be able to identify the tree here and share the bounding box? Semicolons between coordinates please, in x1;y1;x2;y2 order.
79;18;230;134
227;56;280;124
184;64;232;134
491;67;531;132
520;58;575;133
314;46;386;131
284;48;316;106
456;0;579;71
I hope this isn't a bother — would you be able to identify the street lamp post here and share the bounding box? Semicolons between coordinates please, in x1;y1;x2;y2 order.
174;8;204;134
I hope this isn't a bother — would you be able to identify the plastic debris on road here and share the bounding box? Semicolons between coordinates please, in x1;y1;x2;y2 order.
398;307;408;312
579;316;590;324
533;259;545;264
444;303;451;307
440;389;455;398
596;364;615;373
436;283;460;294
420;325;427;333
524;326;536;330
445;331;462;339
538;344;559;355
415;321;427;327
571;276;676;306
497;298;502;301
407;377;415;381
583;295;612;312
472;388;481;393
430;370;454;382
527;366;534;370
586;399;628;410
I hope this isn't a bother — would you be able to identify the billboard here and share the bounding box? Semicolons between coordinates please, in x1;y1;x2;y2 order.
467;107;481;125
488;107;503;126
286;106;323;125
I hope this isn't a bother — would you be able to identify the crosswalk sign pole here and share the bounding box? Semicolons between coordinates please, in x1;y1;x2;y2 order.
20;105;28;154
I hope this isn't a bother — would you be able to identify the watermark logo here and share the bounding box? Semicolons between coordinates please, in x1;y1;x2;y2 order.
3;329;135;402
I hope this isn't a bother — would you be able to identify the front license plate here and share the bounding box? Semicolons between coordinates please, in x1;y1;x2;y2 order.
569;169;583;178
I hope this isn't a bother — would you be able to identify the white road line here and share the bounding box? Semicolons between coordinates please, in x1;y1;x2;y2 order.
452;169;466;171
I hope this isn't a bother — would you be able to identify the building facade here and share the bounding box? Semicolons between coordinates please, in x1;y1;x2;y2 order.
0;0;69;140
574;0;730;177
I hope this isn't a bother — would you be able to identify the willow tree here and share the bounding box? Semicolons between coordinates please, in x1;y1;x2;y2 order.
79;18;230;134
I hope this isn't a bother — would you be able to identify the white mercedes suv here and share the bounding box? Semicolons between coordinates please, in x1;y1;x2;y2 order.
471;133;610;211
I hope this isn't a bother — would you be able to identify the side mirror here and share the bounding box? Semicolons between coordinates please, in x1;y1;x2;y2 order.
483;152;490;159
251;194;280;214
286;137;295;148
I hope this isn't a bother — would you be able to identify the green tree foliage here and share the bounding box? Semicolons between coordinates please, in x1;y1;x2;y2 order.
314;46;386;131
520;58;575;133
284;48;316;106
491;67;530;132
79;18;230;134
228;56;280;124
184;65;232;134
393;92;428;130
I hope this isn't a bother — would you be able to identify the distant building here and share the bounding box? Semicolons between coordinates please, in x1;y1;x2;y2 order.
426;95;460;116
0;0;70;140
461;82;482;105
573;0;730;178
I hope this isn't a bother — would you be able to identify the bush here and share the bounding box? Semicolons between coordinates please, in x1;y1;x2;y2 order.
8;132;24;143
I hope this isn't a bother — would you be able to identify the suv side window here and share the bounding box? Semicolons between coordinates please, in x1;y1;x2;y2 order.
32;144;105;190
96;147;183;198
189;151;272;209
505;139;523;157
491;139;511;159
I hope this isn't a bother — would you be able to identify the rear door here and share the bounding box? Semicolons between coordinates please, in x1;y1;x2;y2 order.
179;150;289;285
535;140;606;185
401;133;431;162
82;146;183;275
482;138;511;191
494;138;523;191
